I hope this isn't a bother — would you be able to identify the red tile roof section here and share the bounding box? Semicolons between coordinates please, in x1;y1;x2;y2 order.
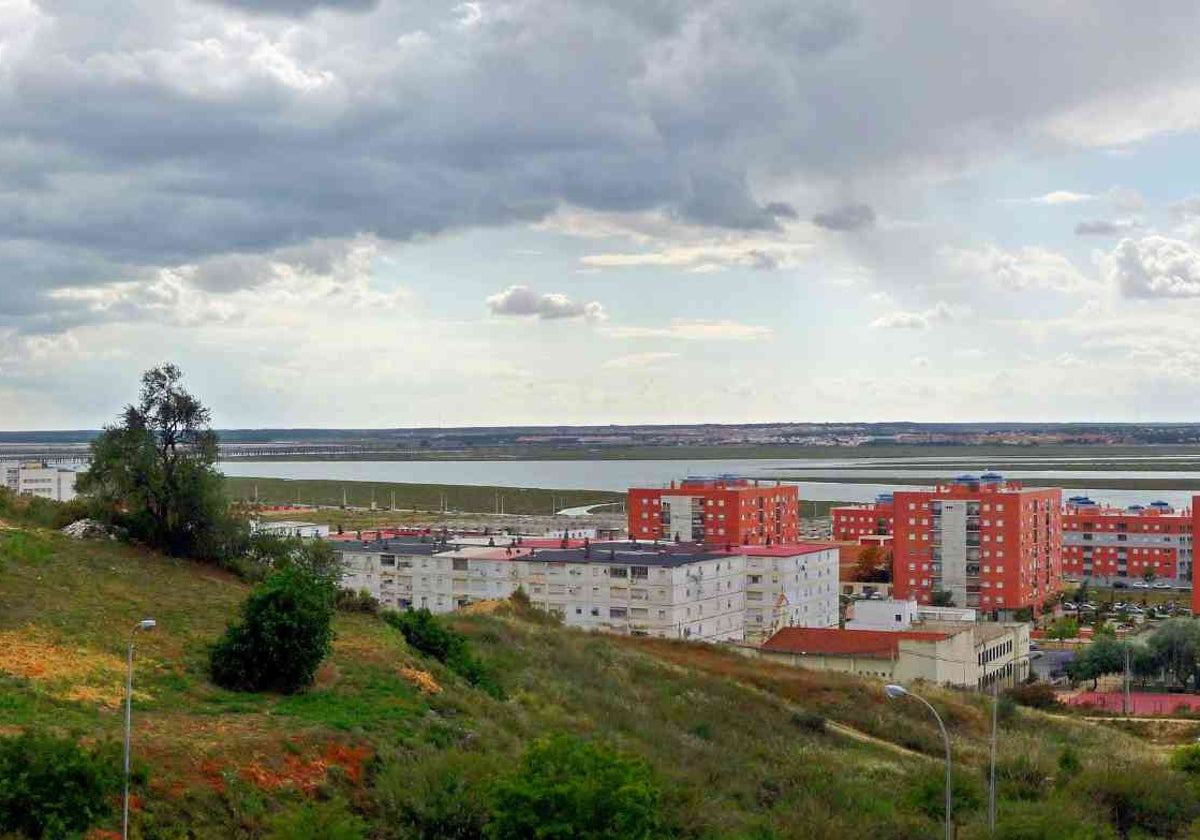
761;627;952;658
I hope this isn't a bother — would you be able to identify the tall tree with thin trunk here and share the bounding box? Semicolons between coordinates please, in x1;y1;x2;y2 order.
79;364;232;558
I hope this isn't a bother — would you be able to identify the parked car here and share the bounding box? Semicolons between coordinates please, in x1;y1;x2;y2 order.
1062;602;1079;611
1153;581;1173;590
1132;581;1150;589
1113;580;1129;589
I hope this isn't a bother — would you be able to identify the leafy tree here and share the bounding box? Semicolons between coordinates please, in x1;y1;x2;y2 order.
852;546;892;583
1143;567;1157;583
1073;580;1090;605
242;531;341;582
1067;637;1126;690
0;730;122;839
931;590;955;608
1148;619;1200;690
488;735;661;840
210;565;337;693
78;364;233;559
1047;617;1079;644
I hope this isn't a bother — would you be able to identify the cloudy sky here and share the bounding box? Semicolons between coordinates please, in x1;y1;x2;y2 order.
5;1;1200;428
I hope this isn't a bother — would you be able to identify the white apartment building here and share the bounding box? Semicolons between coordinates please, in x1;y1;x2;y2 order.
743;545;839;639
2;462;78;502
333;538;838;642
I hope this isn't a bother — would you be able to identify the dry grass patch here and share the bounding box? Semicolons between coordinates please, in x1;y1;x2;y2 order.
0;625;146;708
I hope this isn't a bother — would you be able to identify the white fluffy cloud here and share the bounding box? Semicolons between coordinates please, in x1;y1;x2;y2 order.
1105;236;1200;298
486;286;606;321
941;244;1089;292
1003;190;1094;205
869;302;955;330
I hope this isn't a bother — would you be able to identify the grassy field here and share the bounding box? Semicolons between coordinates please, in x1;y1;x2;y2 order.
224;476;625;516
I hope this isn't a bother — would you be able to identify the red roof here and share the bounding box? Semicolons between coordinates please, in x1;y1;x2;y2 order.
739;542;835;557
761;628;951;658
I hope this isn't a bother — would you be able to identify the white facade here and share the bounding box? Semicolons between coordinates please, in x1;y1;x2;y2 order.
847;599;977;631
2;463;77;502
743;547;839;638
846;598;921;631
334;540;839;642
252;520;330;539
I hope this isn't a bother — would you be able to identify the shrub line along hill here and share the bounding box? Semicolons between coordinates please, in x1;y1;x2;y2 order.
3;501;1200;837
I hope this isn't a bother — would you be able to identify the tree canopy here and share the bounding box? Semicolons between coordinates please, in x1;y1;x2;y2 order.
78;364;236;559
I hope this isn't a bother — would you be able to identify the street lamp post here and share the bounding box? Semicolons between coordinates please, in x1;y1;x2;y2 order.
885;684;952;840
124;618;156;840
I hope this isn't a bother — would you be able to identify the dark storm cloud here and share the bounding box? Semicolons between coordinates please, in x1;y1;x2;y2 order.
8;0;1200;332
812;204;876;231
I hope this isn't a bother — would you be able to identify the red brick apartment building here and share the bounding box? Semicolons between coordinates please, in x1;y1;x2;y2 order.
1062;497;1191;582
627;477;799;546
886;474;1062;617
832;493;895;541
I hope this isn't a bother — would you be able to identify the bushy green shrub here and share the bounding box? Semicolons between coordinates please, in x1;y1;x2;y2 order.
0;730;122;839
374;748;498;840
993;801;1118;840
992;755;1051;802
384;609;503;699
210;565;336;693
0;488;88;531
265;798;367;840
1070;762;1200;838
1004;683;1060;710
1058;746;1082;781
337;588;380;614
789;710;826;733
488;735;662;840
903;765;982;823
1171;744;1200;776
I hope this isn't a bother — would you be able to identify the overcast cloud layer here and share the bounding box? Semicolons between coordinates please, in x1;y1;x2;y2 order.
6;1;1200;426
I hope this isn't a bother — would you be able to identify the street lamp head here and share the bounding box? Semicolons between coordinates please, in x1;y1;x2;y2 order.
884;684;909;699
136;619;157;631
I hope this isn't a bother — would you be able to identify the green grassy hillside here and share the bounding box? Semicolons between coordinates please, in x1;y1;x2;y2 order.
0;516;1193;838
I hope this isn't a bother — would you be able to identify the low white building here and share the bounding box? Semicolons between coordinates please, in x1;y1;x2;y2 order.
251;520;330;539
846;598;978;632
2;462;78;502
333;538;839;642
750;621;1031;690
